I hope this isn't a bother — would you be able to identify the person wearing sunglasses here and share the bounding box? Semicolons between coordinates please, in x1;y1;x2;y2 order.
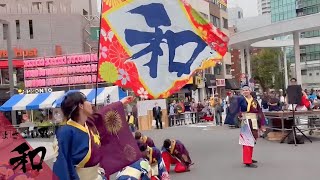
53;92;134;180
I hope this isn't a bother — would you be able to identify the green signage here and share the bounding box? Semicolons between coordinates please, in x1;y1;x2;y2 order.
90;27;100;40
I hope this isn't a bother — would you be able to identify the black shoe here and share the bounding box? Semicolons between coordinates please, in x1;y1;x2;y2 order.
252;160;258;163
245;164;258;168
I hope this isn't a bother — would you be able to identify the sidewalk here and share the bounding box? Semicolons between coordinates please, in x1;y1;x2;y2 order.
27;138;54;161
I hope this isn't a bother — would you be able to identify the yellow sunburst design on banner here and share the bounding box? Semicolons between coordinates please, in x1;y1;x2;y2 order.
103;0;126;8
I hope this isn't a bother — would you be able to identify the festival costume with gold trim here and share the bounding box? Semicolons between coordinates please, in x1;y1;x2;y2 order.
142;136;156;147
52;120;104;180
161;140;192;173
53;102;142;179
238;96;266;165
116;158;151;180
148;147;170;180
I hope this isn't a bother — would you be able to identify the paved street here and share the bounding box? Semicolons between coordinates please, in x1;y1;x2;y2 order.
29;123;320;180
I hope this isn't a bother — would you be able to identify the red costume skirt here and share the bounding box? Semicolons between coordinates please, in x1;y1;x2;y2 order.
162;151;188;173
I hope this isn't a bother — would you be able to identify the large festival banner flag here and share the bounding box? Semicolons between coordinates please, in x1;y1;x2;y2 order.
0;112;57;180
90;102;143;176
98;0;229;99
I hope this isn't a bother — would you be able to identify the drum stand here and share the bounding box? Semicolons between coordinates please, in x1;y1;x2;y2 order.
280;105;312;146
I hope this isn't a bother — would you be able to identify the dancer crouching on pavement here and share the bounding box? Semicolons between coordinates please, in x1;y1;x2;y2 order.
161;139;193;173
135;131;156;147
116;141;151;180
146;143;170;180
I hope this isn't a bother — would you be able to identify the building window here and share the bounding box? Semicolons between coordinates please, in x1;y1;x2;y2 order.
32;2;42;12
47;1;53;13
301;70;307;75
223;18;228;29
200;12;209;20
205;67;212;74
29;20;34;39
210;15;220;29
1;69;9;85
214;66;221;75
238;11;242;18
2;24;8;40
16;20;21;39
309;73;312;76
226;64;232;75
0;4;6;13
83;9;88;16
317;72;320;76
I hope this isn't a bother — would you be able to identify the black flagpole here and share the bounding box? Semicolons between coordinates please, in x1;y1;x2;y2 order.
95;0;104;107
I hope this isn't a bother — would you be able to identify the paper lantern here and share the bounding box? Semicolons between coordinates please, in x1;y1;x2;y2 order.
45;58;50;66
57;57;63;65
38;69;45;77
91;54;97;62
24;70;29;78
91;64;96;72
62;56;66;64
78;55;83;63
40;58;45;66
36;59;41;67
84;54;89;62
72;56;77;64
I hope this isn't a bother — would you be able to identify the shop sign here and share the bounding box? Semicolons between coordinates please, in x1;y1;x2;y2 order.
0;48;37;58
195;76;205;88
19;88;53;94
205;74;216;88
90;27;100;41
216;79;225;87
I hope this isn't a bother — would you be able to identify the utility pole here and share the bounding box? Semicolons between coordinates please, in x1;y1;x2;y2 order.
1;20;17;124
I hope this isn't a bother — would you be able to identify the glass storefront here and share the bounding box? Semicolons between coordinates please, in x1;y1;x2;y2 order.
271;0;297;22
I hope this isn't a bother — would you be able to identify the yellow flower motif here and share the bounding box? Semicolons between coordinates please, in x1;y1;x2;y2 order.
123;145;137;161
198;27;208;40
103;0;126;7
99;62;118;83
91;130;101;146
104;110;122;135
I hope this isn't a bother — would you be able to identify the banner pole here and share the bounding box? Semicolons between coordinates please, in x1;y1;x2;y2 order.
95;1;104;107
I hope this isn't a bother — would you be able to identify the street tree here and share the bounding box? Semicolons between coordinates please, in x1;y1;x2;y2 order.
252;48;282;91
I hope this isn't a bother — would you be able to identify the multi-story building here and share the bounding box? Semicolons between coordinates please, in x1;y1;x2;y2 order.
186;0;231;100
228;6;243;28
0;0;99;104
258;0;271;15
271;0;320;88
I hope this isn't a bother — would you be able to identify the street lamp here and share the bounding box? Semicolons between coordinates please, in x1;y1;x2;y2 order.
0;19;17;125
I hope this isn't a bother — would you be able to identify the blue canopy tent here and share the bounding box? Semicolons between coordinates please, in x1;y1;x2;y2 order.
53;86;127;108
0;91;65;111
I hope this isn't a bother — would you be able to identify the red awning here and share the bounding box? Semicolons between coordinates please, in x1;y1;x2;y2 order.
0;60;24;69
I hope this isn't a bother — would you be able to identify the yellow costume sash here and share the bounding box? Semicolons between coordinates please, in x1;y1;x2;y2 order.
142;136;148;144
170;140;176;154
151;164;159;176
67;120;92;168
244;97;253;112
243;113;258;130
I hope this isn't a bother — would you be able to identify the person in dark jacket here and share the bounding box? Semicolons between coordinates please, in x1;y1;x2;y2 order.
153;103;162;129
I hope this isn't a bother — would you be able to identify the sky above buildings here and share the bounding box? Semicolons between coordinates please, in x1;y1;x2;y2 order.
97;0;258;17
228;0;259;17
